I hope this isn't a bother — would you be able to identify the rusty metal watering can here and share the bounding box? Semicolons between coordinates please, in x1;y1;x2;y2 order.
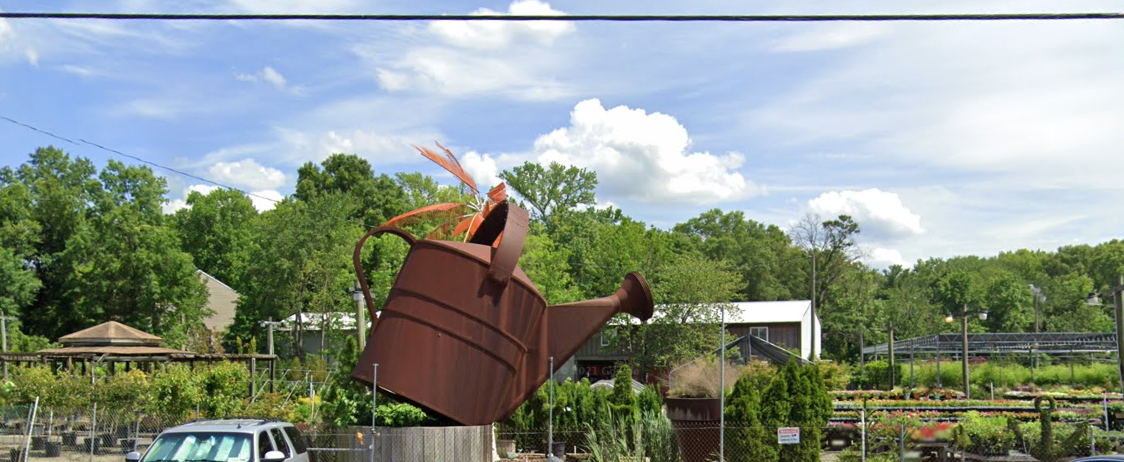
351;201;653;425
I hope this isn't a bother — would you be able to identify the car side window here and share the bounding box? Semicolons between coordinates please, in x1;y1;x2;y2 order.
269;429;291;458
257;431;275;461
282;427;308;454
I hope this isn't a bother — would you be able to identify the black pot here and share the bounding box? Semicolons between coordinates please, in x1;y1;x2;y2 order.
9;449;24;462
62;433;78;447
31;436;47;450
45;442;61;458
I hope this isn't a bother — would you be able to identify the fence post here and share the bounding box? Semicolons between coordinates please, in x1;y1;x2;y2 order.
377;366;382;462
898;423;905;462
860;408;866;462
1105;392;1111;431
1091;424;1096;455
90;402;97;462
24;396;39;462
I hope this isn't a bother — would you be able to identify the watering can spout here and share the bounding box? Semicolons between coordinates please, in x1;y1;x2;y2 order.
546;272;654;366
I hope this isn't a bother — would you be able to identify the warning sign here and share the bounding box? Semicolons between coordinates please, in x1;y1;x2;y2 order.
777;427;800;444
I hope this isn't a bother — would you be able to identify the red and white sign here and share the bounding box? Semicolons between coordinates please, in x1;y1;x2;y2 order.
777;427;800;444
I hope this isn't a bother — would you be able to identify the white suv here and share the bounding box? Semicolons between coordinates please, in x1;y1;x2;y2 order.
127;419;312;462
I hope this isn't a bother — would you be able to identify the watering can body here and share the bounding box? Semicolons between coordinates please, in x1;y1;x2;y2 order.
351;202;652;425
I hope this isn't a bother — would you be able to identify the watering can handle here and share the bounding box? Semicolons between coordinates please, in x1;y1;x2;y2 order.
469;201;529;286
353;225;418;332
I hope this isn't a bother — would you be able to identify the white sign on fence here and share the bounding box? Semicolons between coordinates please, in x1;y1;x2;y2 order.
777;427;800;444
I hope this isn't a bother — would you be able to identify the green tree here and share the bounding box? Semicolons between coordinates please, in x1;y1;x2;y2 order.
609;364;638;427
618;252;740;373
66;160;209;344
499;161;597;224
674;209;803;301
725;373;777;462
169;188;258;291
982;275;1034;332
231;193;367;356
295;153;406;229
3;147;99;338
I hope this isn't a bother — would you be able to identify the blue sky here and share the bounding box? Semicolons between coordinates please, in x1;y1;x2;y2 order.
2;0;1123;268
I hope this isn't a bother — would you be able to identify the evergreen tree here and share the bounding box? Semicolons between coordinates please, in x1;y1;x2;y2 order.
760;362;791;458
725;374;777;462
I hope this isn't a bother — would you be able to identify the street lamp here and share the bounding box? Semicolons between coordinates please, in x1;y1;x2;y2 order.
347;281;367;350
1087;275;1124;394
946;304;989;399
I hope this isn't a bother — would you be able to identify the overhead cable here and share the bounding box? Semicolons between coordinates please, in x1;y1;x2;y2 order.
1;12;1123;22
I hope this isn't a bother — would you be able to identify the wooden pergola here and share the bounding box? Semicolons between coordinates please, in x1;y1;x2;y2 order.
0;321;277;391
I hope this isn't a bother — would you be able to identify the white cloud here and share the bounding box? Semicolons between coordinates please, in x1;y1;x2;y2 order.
373;47;572;101
162;184;220;214
808;189;923;241
207;159;287;190
429;0;575;50
236;66;289;91
532;99;759;204
0;18;12;48
248;190;283;212
24;49;38;66
753;15;1124;191
868;247;909;269
770;24;888;53
460;151;503;190
59;65;96;77
367;0;575;101
114;98;211;120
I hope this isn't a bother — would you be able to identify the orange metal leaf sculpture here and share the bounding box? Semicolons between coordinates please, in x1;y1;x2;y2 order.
384;143;507;243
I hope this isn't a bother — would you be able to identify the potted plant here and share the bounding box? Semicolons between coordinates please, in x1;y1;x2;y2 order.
664;357;737;462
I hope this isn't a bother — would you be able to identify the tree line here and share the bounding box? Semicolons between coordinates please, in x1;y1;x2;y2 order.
2;146;1123;372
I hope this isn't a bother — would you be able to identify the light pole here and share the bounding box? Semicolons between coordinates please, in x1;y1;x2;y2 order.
348;281;367;350
0;311;14;380
1087;275;1124;394
946;305;988;399
1030;284;1046;374
887;321;895;390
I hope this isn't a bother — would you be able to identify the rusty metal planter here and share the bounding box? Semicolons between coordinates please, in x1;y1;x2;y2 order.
351;201;653;426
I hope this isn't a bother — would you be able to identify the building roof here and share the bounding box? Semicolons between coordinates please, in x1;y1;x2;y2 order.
59;321;163;347
279;312;374;331
36;345;195;357
612;300;814;325
199;270;240;333
726;300;813;324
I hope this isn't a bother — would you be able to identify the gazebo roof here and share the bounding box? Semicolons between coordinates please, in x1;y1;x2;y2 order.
58;321;163;347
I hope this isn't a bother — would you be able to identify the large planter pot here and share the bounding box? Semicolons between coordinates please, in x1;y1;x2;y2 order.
665;397;721;462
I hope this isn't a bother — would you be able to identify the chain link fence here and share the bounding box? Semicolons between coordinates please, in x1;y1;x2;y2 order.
2;404;192;462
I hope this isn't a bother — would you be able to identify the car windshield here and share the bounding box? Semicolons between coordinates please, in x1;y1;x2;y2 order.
141;432;253;462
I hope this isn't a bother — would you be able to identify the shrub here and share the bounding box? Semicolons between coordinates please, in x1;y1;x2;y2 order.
724;373;776;462
375;402;432;427
814;361;850;391
859;360;903;390
667;357;737;398
954;412;1015;456
200;361;249;418
148;363;203;420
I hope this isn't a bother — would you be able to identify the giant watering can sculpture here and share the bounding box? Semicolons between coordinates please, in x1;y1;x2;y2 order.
351;201;653;425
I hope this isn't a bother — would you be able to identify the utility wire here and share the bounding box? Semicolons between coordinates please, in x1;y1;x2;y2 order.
1;12;1123;22
1;115;281;204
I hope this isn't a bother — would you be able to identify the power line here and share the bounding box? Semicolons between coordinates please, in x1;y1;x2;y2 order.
1;115;281;204
1;12;1123;22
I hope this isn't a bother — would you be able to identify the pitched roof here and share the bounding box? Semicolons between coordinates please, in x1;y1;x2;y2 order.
726;300;813;324
58;321;163;347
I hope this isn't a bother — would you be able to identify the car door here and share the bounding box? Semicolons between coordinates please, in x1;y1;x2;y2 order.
256;431;275;462
266;431;292;462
